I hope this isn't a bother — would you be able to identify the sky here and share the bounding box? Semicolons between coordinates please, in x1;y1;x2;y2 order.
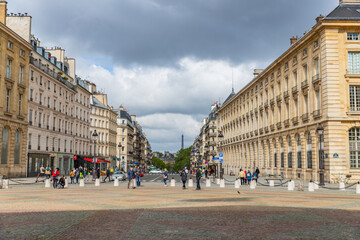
9;0;338;152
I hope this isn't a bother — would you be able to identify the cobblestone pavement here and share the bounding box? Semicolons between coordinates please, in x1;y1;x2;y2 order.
1;184;360;239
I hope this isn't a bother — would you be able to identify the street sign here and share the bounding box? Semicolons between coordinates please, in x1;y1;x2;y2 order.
333;153;339;158
219;158;223;164
212;157;219;160
219;153;223;158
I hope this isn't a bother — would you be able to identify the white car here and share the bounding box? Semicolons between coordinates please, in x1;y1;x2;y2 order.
150;169;162;174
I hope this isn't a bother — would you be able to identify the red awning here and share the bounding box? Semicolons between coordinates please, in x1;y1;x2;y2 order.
84;158;95;163
97;159;111;163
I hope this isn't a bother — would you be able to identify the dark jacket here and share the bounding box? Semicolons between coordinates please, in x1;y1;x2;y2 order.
127;169;135;179
196;170;202;180
180;170;187;182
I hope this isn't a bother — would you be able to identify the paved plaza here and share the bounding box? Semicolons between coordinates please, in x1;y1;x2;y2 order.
1;178;360;239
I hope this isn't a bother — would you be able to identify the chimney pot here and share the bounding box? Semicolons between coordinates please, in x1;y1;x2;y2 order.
290;36;298;45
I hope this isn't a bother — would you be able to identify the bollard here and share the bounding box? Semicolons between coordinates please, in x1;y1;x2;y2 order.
3;179;9;189
314;181;319;190
339;182;345;191
79;179;85;187
64;178;68;188
45;179;51;188
95;178;100;187
188;178;194;188
287;180;294;191
114;178;119;187
206;178;211;187
250;180;256;189
269;180;274;187
170;178;175;187
220;179;225;188
216;178;220;185
308;182;314;192
356;183;360;194
234;179;240;189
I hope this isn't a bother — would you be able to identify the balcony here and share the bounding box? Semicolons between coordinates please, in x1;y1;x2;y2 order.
259;128;264;134
264;101;269;108
301;79;309;89
264;126;269;133
276;122;282;129
313;109;321;118
246;133;250;138
250;131;254;137
250;110;253;116
312;74;321;84
302;113;309;122
270;124;275;131
270;98;275;106
208;132;217;137
254;130;258;136
276;95;282;103
292;116;299;125
209;141;216;146
246;112;249;118
292;86;298;95
209;125;216;129
283;90;289;99
259;104;264;111
283;119;290;127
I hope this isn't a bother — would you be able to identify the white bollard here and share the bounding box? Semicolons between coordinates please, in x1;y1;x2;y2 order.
95;178;100;187
235;179;240;189
250;180;256;189
308;182;314;192
170;178;175;187
188;179;194;188
206;179;211;187
64;178;68;188
269;180;275;187
220;179;225;188
79;179;85;187
45;179;51;188
114;178;119;187
288;180;294;191
3;179;9;189
216;178;220;185
339;182;345;191
356;184;360;194
314;181;319;190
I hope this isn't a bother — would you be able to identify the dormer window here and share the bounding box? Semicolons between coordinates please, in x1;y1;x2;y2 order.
348;33;359;41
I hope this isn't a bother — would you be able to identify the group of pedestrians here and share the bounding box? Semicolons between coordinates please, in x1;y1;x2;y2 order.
238;168;260;185
179;167;202;190
127;166;144;189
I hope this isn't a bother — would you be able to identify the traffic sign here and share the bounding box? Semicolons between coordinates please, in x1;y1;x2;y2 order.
219;158;223;164
212;157;219;160
219;153;223;158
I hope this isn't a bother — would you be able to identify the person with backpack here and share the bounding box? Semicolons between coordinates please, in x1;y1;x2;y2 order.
246;170;252;185
196;168;202;190
163;168;168;186
104;168;111;182
52;168;60;189
180;168;187;189
45;166;51;179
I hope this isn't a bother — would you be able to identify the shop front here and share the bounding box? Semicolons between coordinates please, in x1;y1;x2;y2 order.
57;154;73;175
27;153;51;177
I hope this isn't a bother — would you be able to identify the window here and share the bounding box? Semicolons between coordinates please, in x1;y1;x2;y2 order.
288;137;292;168
304;95;309;114
349;86;360;112
294;98;298;117
48;80;50;90
293;56;297;65
19;66;23;84
285;62;289;70
307;133;312;168
46;137;49;150
18;94;22;115
274;141;277;167
122;138;125;142
303;65;308;80
280;138;284;168
303;48;308;57
31;70;34;80
20;49;25;57
297;135;301;168
6;59;12;79
315;90;321;110
348;33;359;41
29;109;33;124
349;52;360;74
54;84;56;93
314;40;319;49
1;127;9;164
40;76;42;85
349;128;360;168
37;135;41;150
39;93;42;105
5;89;10;112
7;41;13;49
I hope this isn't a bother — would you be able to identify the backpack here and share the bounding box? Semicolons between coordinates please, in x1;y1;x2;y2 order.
140;172;144;177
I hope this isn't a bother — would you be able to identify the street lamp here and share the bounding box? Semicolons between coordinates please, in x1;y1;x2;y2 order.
218;131;224;179
92;130;98;178
317;123;325;186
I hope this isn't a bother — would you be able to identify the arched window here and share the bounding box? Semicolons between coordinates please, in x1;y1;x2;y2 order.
349;128;360;169
274;140;277;168
297;134;302;168
288;136;292;168
14;130;21;164
307;132;312;168
1;127;9;164
280;138;284;168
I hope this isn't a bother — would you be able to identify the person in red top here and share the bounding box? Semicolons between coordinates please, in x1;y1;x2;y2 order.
244;170;247;184
52;168;60;189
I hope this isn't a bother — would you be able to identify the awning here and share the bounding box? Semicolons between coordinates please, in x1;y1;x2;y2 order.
82;158;111;164
97;159;111;164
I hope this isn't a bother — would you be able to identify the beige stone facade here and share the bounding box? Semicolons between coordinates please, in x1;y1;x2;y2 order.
216;2;360;183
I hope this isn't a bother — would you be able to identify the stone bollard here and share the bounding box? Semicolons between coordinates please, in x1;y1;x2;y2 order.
339;182;345;191
356;183;360;194
45;179;51;188
234;179;240;189
314;181;319;190
250;180;256;189
220;179;225;188
64;178;68;188
216;178;220;185
206;179;211;187
287;180;294;191
114;178;119;187
269;180;275;187
79;179;85;187
308;182;314;192
188;178;194;187
170;178;176;187
95;178;100;187
3;179;9;189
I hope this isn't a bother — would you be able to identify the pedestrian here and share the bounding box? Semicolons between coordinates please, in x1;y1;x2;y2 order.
239;169;245;185
96;168;100;179
75;168;80;184
163;168;169;186
246;170;252;185
45;165;51;179
244;170;247;184
205;169;208;179
36;165;45;182
180;168;187;189
69;170;75;184
58;175;65;189
127;166;136;189
253;170;258;183
52;168;60;189
104;168;111;182
196;168;202;190
135;166;141;187
255;167;260;176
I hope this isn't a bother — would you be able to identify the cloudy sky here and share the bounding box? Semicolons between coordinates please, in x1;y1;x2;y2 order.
10;0;338;152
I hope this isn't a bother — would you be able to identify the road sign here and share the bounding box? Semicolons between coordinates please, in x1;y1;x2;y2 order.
212;157;219;160
219;158;223;164
333;153;339;158
219;153;223;157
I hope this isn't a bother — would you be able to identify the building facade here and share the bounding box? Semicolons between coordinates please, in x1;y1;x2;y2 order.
216;1;360;183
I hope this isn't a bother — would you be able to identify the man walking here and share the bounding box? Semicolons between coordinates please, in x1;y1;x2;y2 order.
163;168;168;186
104;168;111;182
127;166;136;189
180;168;187;189
135;166;141;187
196;168;202;190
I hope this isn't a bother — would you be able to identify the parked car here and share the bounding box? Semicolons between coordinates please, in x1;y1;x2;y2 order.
111;171;127;181
149;169;162;174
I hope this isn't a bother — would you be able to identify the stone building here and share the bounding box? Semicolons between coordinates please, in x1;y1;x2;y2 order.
216;0;360;182
0;1;32;177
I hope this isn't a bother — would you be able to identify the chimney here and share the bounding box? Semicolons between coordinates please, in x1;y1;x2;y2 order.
290;36;298;45
0;1;7;25
340;0;360;4
316;15;325;23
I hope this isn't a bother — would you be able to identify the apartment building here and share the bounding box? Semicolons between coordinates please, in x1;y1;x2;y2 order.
0;1;32;177
216;0;360;182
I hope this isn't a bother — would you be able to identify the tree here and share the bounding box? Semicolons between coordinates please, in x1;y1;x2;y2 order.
173;146;192;172
151;157;166;169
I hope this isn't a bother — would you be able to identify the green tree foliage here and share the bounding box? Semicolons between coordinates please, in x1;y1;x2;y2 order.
173;146;192;172
151;157;166;169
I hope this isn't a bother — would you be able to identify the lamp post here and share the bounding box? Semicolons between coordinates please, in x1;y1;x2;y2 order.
317;123;325;186
92;130;98;177
218;131;224;179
